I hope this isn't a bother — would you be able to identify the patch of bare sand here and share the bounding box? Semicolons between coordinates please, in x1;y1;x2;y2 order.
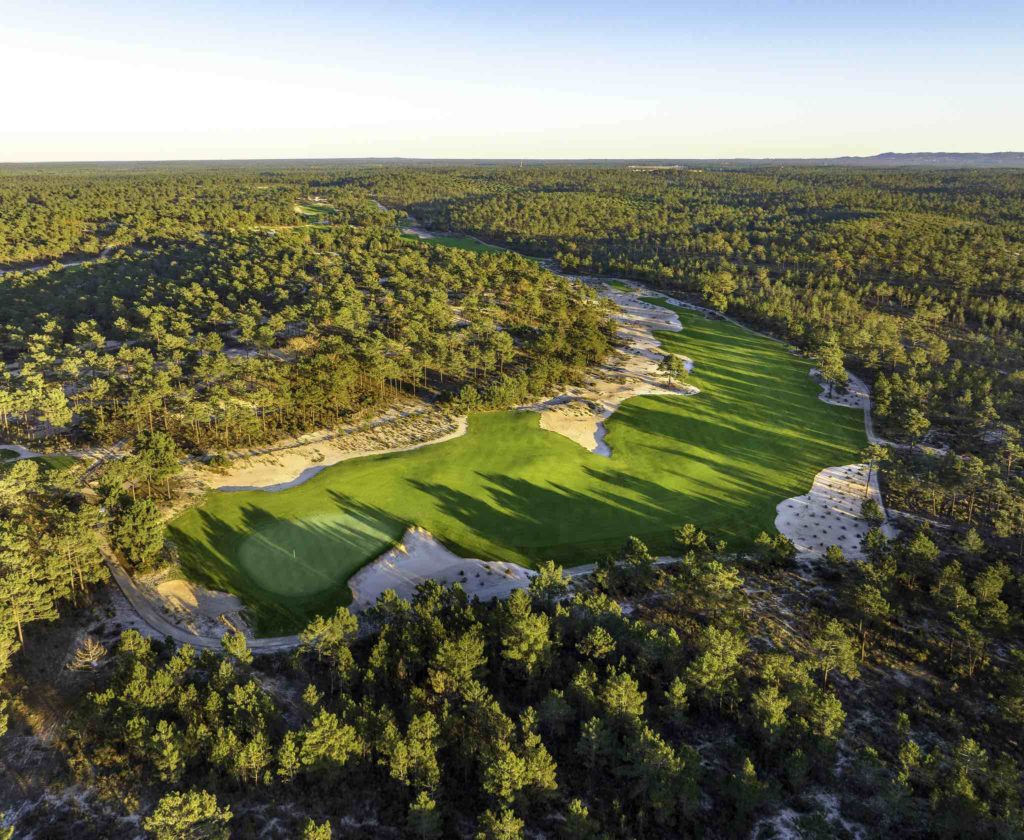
348;527;535;612
138;572;252;638
775;463;898;561
527;285;698;455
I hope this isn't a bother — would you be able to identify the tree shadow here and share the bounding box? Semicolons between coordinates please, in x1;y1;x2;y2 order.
166;494;407;635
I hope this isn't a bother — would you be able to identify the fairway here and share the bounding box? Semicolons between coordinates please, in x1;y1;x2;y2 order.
168;302;865;633
400;232;504;253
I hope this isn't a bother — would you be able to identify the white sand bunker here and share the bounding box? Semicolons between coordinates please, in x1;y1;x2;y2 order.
153;577;251;637
528;285;698;455
348;527;535;612
811;367;870;410
775;463;897;560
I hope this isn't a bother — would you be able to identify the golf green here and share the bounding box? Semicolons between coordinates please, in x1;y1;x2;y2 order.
168;302;865;634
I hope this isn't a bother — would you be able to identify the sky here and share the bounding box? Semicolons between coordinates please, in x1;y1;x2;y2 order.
1;0;1021;161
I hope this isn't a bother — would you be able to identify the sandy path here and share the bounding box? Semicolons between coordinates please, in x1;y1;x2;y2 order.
524;284;698;455
0;443;44;460
0;243;119;276
812;367;870;410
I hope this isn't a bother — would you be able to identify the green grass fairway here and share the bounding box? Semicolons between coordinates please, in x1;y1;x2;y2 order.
0;449;79;472
400;232;504;253
168;303;865;634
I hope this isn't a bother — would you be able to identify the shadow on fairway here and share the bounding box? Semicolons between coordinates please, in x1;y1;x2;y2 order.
168;495;406;635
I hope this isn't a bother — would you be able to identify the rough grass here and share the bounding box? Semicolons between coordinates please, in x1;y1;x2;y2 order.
32;454;80;471
168;303;865;634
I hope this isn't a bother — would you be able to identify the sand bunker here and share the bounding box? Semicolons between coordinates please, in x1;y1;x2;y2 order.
150;576;251;637
811;368;870;410
775;463;897;561
527;284;698;455
348;527;535;612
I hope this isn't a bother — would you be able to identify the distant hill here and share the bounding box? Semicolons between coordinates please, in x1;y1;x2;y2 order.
657;152;1024;169
820;151;1024;168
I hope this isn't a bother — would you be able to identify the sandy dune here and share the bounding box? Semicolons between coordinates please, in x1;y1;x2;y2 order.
527;284;698;455
347;527;535;612
203;411;466;493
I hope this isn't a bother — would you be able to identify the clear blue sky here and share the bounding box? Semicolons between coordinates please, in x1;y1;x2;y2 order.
2;0;1021;161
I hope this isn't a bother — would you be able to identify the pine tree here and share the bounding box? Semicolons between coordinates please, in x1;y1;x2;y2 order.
111;498;164;570
812;620;859;687
499;589;551;678
475;808;525;840
0;523;61;643
220;630;253;665
408;791;443;839
816;333;847;396
152;720;185;784
302;820;332;840
143;789;231;840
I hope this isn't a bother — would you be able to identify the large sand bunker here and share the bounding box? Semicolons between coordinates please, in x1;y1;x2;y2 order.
775;463;896;561
527;284;698;455
348;527;535;612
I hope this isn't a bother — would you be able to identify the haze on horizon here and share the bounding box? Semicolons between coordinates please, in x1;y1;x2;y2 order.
2;0;1021;163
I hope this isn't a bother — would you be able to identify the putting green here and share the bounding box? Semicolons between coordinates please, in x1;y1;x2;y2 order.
237;512;398;598
168;302;866;634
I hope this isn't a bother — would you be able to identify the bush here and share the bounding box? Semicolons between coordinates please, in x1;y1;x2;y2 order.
861;498;885;525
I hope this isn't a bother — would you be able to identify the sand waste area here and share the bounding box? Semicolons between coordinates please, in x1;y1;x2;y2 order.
526;283;698;455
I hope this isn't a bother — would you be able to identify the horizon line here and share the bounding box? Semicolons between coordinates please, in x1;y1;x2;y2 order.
2;151;1024;166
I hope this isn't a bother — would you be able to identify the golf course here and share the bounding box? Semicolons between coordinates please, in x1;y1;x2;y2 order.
168;299;865;634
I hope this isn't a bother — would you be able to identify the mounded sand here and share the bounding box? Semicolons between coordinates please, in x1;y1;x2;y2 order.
347;527;535;612
147;575;251;637
525;283;698;455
